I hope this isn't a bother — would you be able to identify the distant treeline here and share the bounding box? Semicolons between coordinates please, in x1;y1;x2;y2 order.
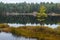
0;2;60;24
0;2;60;14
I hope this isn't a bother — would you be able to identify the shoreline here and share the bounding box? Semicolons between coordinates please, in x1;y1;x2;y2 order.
0;24;60;40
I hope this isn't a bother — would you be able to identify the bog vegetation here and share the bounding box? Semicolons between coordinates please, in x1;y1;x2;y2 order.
0;24;60;40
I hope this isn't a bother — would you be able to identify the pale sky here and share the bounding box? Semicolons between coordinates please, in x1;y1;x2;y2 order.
0;0;60;3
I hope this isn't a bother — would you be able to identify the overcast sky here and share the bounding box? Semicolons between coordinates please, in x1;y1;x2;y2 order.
0;0;60;3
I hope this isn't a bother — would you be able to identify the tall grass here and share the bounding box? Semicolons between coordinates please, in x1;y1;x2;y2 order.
0;24;60;40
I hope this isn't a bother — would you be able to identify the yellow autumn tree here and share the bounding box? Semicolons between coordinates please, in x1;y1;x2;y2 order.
36;5;47;26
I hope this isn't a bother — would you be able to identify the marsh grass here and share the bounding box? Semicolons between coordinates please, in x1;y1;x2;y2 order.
10;26;60;40
0;24;60;40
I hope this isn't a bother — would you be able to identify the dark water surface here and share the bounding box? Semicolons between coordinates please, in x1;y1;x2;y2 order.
0;32;37;40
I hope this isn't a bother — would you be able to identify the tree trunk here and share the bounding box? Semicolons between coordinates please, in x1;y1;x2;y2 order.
40;21;44;27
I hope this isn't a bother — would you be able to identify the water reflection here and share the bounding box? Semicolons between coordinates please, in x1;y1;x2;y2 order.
0;32;37;40
8;23;60;28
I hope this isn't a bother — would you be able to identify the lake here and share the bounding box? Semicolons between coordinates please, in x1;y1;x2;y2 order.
0;32;37;40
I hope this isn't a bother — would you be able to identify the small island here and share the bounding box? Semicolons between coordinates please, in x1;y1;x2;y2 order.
0;24;60;40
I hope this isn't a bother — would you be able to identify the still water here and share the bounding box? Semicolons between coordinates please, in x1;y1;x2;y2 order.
0;32;37;40
8;23;60;28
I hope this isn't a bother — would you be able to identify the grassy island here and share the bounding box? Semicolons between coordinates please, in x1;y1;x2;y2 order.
0;24;60;40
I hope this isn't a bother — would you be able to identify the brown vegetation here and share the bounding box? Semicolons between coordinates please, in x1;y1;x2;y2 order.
0;24;60;40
